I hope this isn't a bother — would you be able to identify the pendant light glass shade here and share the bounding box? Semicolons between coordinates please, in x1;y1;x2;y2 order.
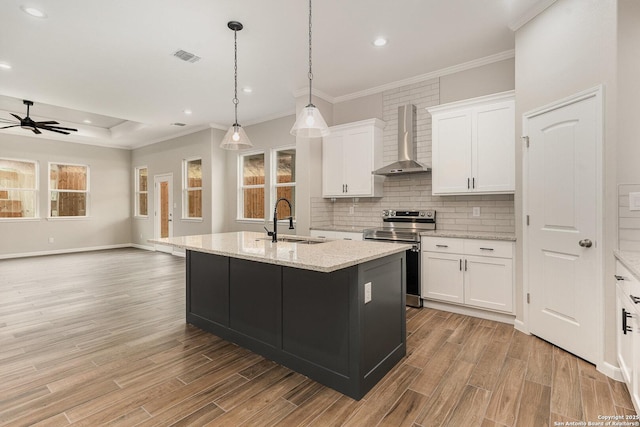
220;21;253;150
220;123;252;150
291;105;330;138
290;0;330;138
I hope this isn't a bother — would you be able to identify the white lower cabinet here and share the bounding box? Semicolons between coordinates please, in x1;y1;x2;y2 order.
422;237;514;314
615;261;640;413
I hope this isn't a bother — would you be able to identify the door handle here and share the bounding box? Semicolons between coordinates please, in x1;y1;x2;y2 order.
579;239;592;248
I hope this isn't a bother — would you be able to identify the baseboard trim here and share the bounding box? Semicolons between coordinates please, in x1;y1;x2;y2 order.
0;243;134;260
514;319;529;335
421;299;516;325
598;361;624;382
131;243;155;251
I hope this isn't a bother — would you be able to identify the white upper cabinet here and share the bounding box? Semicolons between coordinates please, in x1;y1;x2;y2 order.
322;119;385;198
428;91;515;195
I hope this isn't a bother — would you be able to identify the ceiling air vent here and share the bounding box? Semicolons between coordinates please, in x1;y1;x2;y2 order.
171;122;187;127
172;49;201;63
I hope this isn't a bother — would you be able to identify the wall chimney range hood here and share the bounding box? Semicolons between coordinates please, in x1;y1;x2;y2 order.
372;104;431;176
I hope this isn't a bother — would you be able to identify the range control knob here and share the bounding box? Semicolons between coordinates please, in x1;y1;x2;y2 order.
425;211;433;218
389;210;396;217
419;211;426;217
382;210;389;217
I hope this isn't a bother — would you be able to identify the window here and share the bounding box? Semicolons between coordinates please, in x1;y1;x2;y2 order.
49;163;89;217
183;158;202;219
135;166;148;217
0;158;38;219
271;147;296;220
239;152;265;220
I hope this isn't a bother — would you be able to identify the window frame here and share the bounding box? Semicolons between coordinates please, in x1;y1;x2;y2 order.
270;146;296;222
48;162;90;219
0;157;39;221
237;150;266;222
134;166;149;218
182;157;203;221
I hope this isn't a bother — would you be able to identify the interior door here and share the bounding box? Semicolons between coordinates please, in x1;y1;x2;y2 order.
524;88;601;364
154;173;173;253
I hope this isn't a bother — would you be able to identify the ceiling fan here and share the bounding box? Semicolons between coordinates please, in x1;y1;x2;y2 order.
0;100;78;135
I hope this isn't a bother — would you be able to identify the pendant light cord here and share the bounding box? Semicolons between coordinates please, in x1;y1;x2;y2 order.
233;27;239;126
308;0;313;107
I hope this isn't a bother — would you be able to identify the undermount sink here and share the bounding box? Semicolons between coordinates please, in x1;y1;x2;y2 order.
256;236;325;245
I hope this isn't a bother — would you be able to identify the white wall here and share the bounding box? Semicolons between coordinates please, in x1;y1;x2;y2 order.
130;128;226;247
440;58;515;104
514;0;618;364
0;133;131;257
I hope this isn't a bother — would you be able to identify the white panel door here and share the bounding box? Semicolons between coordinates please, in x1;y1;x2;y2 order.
473;101;515;193
525;89;600;363
432;110;472;194
421;252;464;304
343;129;372;196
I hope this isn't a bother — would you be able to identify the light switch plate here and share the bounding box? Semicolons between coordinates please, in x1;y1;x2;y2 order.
472;207;480;217
364;282;372;304
630;192;640;211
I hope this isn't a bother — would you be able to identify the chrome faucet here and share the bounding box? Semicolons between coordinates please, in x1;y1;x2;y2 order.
264;198;294;242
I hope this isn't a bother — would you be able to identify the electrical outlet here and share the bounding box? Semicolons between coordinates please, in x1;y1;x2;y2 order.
349;206;354;214
364;282;372;304
140;233;143;239
630;192;640;211
48;237;54;244
472;207;480;217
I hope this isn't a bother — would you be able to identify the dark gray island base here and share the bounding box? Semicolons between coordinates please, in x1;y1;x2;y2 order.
186;249;406;400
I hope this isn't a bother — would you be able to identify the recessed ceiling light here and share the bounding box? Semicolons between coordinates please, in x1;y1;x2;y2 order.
183;109;192;115
20;6;47;18
242;87;253;94
373;37;387;47
83;119;92;124
0;63;11;70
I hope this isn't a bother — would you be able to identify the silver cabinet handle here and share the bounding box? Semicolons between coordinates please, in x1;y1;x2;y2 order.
579;239;593;248
464;259;468;271
632;295;640;304
615;275;625;281
480;247;494;251
459;259;462;271
436;244;448;248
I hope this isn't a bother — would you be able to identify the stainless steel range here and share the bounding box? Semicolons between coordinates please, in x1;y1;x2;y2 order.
363;209;436;308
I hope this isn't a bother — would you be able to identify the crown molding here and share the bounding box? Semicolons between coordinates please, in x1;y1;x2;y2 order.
332;50;515;103
508;0;557;31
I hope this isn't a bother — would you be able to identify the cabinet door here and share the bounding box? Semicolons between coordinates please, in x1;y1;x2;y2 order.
421;251;464;304
432;110;473;194
343;129;373;196
617;285;635;385
473;101;515;193
322;133;346;197
464;255;513;313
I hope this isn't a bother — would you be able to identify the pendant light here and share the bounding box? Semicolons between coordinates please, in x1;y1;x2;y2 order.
220;21;253;150
290;0;330;138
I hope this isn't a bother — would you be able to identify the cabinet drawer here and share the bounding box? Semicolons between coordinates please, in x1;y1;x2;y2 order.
421;237;464;253
616;261;640;306
464;239;513;258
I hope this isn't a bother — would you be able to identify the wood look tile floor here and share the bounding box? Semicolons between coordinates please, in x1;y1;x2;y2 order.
0;248;636;426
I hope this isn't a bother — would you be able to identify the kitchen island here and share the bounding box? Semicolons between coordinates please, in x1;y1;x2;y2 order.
151;231;410;400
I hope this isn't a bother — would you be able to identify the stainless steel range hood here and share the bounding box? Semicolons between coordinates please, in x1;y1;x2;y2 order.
372;104;431;176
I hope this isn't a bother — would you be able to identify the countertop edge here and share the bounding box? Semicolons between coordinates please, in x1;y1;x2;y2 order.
614;250;640;281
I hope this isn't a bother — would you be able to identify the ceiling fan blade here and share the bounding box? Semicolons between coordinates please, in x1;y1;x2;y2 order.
11;113;23;121
35;120;60;125
39;127;71;135
0;125;19;129
36;124;78;132
31;127;42;135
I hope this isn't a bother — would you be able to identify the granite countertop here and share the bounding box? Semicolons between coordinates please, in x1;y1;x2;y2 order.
614;250;640;281
150;231;411;273
420;230;517;241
